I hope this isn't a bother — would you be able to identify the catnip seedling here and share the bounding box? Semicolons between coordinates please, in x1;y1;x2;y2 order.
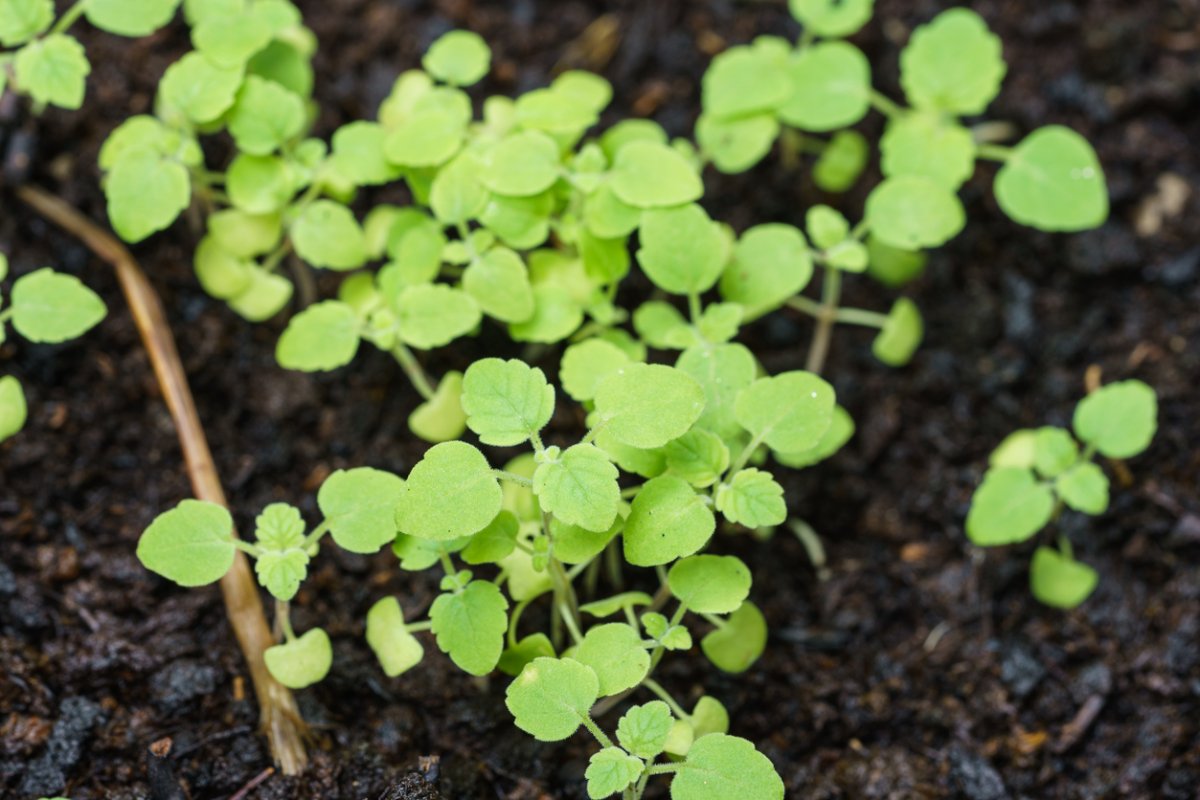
966;380;1157;608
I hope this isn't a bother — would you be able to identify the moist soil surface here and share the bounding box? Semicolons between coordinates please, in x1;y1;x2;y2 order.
2;1;1198;798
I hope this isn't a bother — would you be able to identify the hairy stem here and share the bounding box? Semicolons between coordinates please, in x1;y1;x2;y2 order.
805;267;842;374
390;342;437;401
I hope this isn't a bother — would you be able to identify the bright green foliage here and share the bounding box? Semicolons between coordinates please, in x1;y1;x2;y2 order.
395;441;501;541
506;657;599;741
676;343;757;441
461;510;518;565
880;114;975;190
701;43;789;120
664;430;730;488
866;176;965;250
0;376;29;443
264;627;332;689
560;339;630;403
668;555;751;614
462;248;536;323
252;503;308;600
430;579;509;675
480;131;560;196
866;236;927;287
701;601;767;674
616;701;673;759
318;467;404;553
422;30;491;87
637;204;727;295
571;623;650;696
366;596;425;677
735;371;835;454
586;747;643;799
158;52;243;125
995;126;1108;232
14;34;89;109
0;0;52;47
227;76;305;155
609;141;703;209
394;284;481;349
408;371;469;443
276;301;360;371
461;358;555;447
788;0;873;38
720;224;813;319
87;0;180;37
813;130;869;192
105;148;192;243
1029;546;1098;610
291;201;368;270
872;298;923;367
1072;380;1157;459
137;500;236;587
775;404;854;469
691;696;730;739
672;733;785;800
716;469;787;529
1056;462;1109;515
778;42;870;132
900;9;1005;116
10;268;107;344
624;475;716;567
1032;427;1078;479
966;467;1055;546
534;444;620;533
593;364;705;449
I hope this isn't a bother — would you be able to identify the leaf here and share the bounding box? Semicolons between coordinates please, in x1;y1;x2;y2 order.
880;113;976;190
498;633;556;677
480;131;561;197
623;475;716;567
994;126;1108;232
637;204;728;296
734;371;835;453
276;301;361;372
672;733;785;800
226;76;305;156
482;191;554;249
408;370;468;444
227;269;292;322
10;268;107;344
461;509;519;565
1032;427;1079;479
462;247;535;324
778;42;871;132
617;701;673;759
1029;546;1098;610
157;51;242;125
701;44;790;120
989;429;1037;469
14;34;90;109
506;657;600;741
696;113;778;175
318;467;405;554
254;548;308;601
395;284;481;350
807;204;849;249
720;223;813;319
0;376;28;443
366;597;425;677
871;297;924;367
514;86;599;135
676;344;758;441
774;404;855;468
137;500;235;587
593;364;706;450
571;623;651;697
551;517;621;565
87;0;180;37
965;467;1055;546
105;149;191;243
534;444;620;533
291;201;368;271
664;429;730;488
191;7;272;68
716;469;786;529
263;628;332;689
788;0;873;38
508;284;585;344
1072;379;1157;459
429;579;509;675
383;88;471;168
422;29;491;86
695;304;742;345
609;141;703;209
580;230;630;284
633;302;694;350
866;235;927;288
461;358;556;447
580;592;654;619
691;696;730;739
253;502;305;550
813;129;869;193
586;748;644;799
583;185;641;239
1055;462;1109;515
226;153;295;214
900;8;1006;116
560;339;631;403
331;121;402;187
0;0;52;47
396;441;502;541
701;601;767;674
668;555;752;614
865;176;965;250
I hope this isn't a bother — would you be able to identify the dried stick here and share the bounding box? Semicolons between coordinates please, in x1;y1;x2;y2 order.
17;185;309;775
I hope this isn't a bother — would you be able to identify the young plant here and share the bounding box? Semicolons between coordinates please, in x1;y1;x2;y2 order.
0;253;107;443
0;0;181;111
966;380;1158;608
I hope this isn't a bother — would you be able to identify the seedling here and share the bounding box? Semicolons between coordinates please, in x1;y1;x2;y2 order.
0;254;107;443
966;380;1157;608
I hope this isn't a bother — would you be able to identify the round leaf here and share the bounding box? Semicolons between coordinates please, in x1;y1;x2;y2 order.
673;733;785;800
276;301;361;372
136;500;235;587
872;297;924;367
995;126;1109;232
701;45;790;119
14;34;90;109
637;204;728;296
226;76;305;155
900;8;1005;115
395;284;481;349
422;30;491;86
778;42;871;132
480;131;561;197
586;747;644;799
720;224;813;319
408;370;468;444
534;444;620;533
668;555;752;615
880;113;976;190
291;201;368;271
158;51;243;125
966;467;1055;546
788;0;873;38
11;268;107;344
623;475;716;567
571;623;651;697
715;469;787;529
594;364;706;450
366;597;425;677
461;358;556;447
396;441;502;541
318;467;405;554
0;0;52;47
696;113;780;175
1072;379;1157;459
462;247;536;324
676;343;758;441
734;371;835;453
105;150;191;243
865;176;965;250
1055;462;1109;515
0;376;27;443
430;579;509;675
87;0;180;37
700;601;767;674
506;657;600;742
1030;546;1098;610
264;628;332;689
609;141;703;209
617;701;673;759
560;339;631;403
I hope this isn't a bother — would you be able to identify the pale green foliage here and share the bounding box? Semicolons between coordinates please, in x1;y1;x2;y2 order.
105;148;192;243
779;42;870;132
1073;380;1157;459
10;268;107;344
1056;462;1109;515
394;284;481;349
720;224;813;319
276;301;361;372
865;176;965;250
668;555;751;614
716;469;787;529
872;298;923;367
617;701;672;759
0;376;28;443
586;747;643;799
995;126;1109;232
227;76;305;155
461;358;555;447
395;441;501;541
624;475;716;567
637;204;727;295
14;34;90;109
880;113;976;190
252;503;308;600
87;0;180;38
1029;546;1098;610
534;444;620;533
158;52;243;125
560;339;630;403
900;9;1005;115
408;371;469;443
290;201;368;270
430;579;509;675
966;467;1055;546
788;0;874;38
672;733;785;800
735;371;835;453
609;141;703;209
264;627;332;689
422;30;491;87
701;601;767;674
593;364;705;449
318;467;405;553
137;500;235;587
366;596;425;677
570;623;650;696
664;429;730;488
0;0;52;47
506;657;599;741
775;404;855;469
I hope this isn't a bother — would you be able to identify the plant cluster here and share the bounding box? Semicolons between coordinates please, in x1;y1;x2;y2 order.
0;253;108;443
967;380;1158;608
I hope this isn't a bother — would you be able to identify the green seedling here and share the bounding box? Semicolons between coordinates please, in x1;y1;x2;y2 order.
966;380;1157;608
0;255;108;443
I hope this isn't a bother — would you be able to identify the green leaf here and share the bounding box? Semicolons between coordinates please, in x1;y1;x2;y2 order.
966;467;1055;546
276;301;360;372
105;150;190;244
668;555;751;614
227;269;292;322
156;51;242;125
664;429;730;488
579;230;630;284
1030;546;1099;609
788;0;873;38
866;176;965;250
208;209;283;260
0;376;28;443
87;0;179;36
463;247;535;324
813;130;869;193
716;469;786;529
482;192;554;249
408;370;468;444
623;475;716;567
872;297;924;367
1055;462;1109;515
430;579;509;675
498;633;556;677
691;696;730;739
291;201;368;271
396;441;502;541
319;467;405;554
701;601;767;674
720;224;813;319
617;701;673;759
137;499;235;587
423;29;491;86
331;121;402;186
254;548;308;601
634;301;694;350
989;429;1037;469
583;185;641;239
1072;380;1157;459
395;284;481;350
383;88;471;168
514;86;599;136
10;268;106;344
995;126;1109;232
774;404;855;468
0;0;52;47
676;344;758;441
461;509;519;565
580;592;654;619
226;153;295;214
247;38;314;98
551;516;621;565
673;733;784;800
480;131;561;197
642;612;691;651
226;76;305;155
866;235;927;288
1031;427;1078;479
778;42;871;132
560;339;631;403
880;113;976;190
609;141;703;209
535;444;620;533
264;628;332;689
506;657;600;741
900;8;1005;115
192;7;272;68
696;113;779;175
735;371;835;453
695;304;743;345
14;34;89;109
430;153;487;224
594;364;706;450
807;204;848;250
701;44;790;119
508;284;584;344
637;204;728;296
251;503;308;600
571;622;651;697
461;358;556;447
586;748;644;799
366;596;425;677
253;502;305;550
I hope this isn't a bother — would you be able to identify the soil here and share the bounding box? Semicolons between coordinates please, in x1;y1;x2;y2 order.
2;0;1198;798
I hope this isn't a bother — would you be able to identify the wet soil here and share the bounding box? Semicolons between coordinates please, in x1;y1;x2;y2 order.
2;0;1198;798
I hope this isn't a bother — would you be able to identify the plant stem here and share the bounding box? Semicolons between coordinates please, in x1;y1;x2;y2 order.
805;267;842;374
868;89;904;119
405;620;433;633
581;714;614;749
642;678;690;721
835;307;889;328
687;292;702;323
390;342;437;401
276;600;296;642
976;143;1015;162
493;469;533;487
303;520;330;549
51;0;89;35
17;185;310;776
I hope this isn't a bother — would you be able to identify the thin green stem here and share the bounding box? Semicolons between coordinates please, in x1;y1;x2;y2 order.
233;539;262;557
805;266;842;374
869;89;904;119
390;342;437;401
835;307;889;328
405;620;433;633
303;520;330;549
687;293;702;323
494;469;533;487
438;549;459;587
508;597;533;648
643;678;690;721
700;612;729;630
976;143;1015;162
646;763;683;776
559;601;585;645
51;0;89;35
581;714;614;749
276;600;297;642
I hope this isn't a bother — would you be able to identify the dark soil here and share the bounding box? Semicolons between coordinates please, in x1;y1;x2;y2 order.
2;0;1198;798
